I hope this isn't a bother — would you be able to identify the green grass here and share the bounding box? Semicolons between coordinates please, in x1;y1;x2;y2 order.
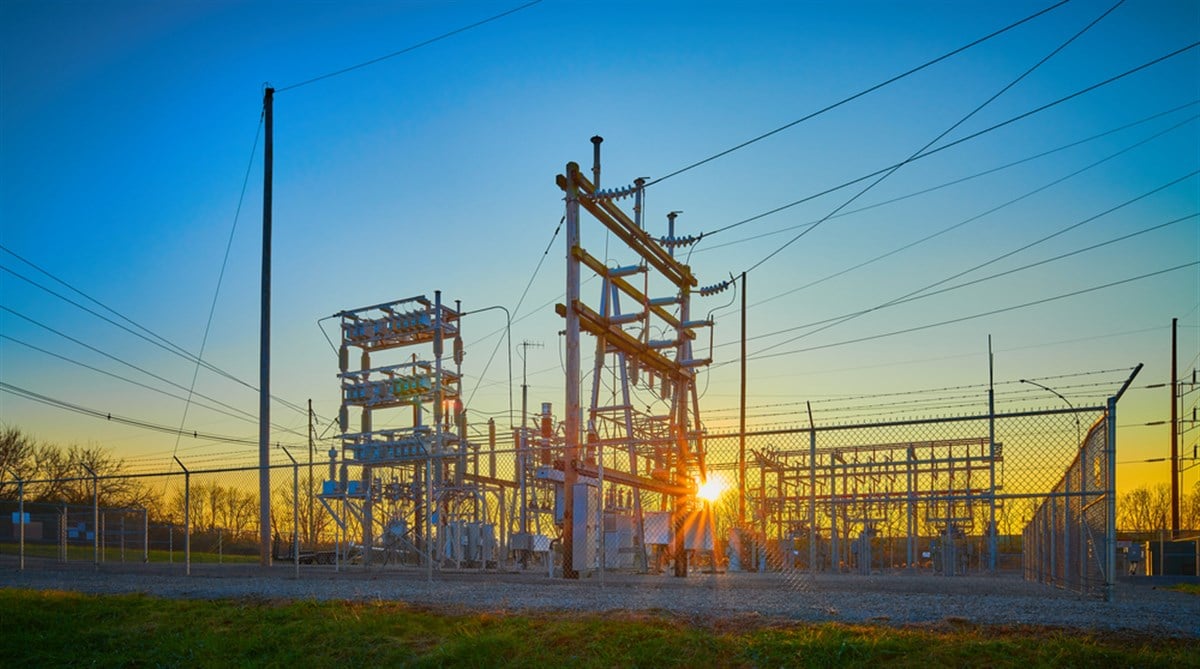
0;590;1196;668
1166;583;1200;596
1;541;258;564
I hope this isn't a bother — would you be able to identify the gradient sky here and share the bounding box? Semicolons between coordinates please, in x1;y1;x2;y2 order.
1;0;1197;495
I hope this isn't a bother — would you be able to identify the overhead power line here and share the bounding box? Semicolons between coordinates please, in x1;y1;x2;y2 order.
646;0;1071;187
173;111;264;458
726;212;1196;351
696;101;1199;257
738;0;1126;277
0;249;310;418
699;41;1200;243
0;334;308;438
741;261;1198;363
0;381;295;448
742;113;1200;312
748;169;1199;357
277;0;545;92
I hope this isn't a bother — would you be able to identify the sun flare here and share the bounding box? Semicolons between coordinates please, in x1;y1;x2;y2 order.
696;477;725;502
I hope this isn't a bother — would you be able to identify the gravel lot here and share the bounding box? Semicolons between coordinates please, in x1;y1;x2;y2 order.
3;559;1198;638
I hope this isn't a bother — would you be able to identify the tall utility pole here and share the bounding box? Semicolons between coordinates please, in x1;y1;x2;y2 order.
259;86;274;567
739;271;747;525
308;399;315;547
563;162;581;579
1171;317;1179;537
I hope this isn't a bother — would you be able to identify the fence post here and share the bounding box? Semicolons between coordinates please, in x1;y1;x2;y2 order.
143;508;149;564
59;504;67;563
81;463;98;570
987;338;998;574
1105;395;1117;602
175;457;190;576
16;475;25;571
282;447;300;579
808;424;816;573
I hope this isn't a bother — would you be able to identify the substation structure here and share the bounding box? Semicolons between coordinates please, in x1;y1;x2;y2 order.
554;138;728;578
709;437;1003;575
321;293;508;569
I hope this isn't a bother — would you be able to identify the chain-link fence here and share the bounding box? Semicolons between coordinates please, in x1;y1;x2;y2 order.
1023;406;1115;598
0;402;1124;600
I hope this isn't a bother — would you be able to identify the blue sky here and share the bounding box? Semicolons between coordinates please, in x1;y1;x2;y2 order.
1;0;1197;492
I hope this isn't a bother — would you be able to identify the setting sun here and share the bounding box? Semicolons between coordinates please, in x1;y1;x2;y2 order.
696;477;725;503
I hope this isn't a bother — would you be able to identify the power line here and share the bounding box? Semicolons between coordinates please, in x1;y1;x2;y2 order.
0;381;293;448
0;304;312;441
173;111;264;458
734;211;1196;353
748;170;1199;357
739;0;1127;277
737;112;1200;313
741;261;1198;363
276;0;545;92
0;334;307;438
645;0;1071;187
695;101;1200;257
0;251;310;419
698;41;1200;243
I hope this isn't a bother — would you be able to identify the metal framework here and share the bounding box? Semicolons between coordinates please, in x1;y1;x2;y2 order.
556;140;718;578
321;294;499;570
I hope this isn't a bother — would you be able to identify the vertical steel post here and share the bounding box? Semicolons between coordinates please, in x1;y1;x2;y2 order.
83;463;98;569
830;453;838;571
807;402;816;573
739;272;747;526
987;336;998;573
563;162;582;579
143;508;149;564
174;457;190;576
259;86;274;568
1106;394;1118;601
308;399;315;549
17;477;24;571
1171;317;1179;536
430;291;444;582
279;447;299;579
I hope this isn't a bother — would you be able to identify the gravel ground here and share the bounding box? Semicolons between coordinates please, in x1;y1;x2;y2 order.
2;559;1198;638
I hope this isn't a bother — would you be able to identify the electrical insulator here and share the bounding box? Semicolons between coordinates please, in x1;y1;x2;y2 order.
659;234;700;248
454;336;464;366
584;183;638;201
698;279;732;296
338;346;349;373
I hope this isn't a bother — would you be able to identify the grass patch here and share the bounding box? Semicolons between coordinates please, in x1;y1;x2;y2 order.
0;589;1196;668
1166;583;1200;596
1;541;258;564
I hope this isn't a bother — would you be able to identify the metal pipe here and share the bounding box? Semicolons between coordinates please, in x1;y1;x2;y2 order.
591;135;603;190
987;336;997;573
281;447;299;579
1171;317;1179;536
16;475;24;571
174;456;191;576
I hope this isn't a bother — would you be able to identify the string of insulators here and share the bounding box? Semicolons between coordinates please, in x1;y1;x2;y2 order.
698;278;733;296
658;233;702;248
583;183;639;201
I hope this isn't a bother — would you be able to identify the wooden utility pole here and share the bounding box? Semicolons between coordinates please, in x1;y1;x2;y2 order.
259;87;274;567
